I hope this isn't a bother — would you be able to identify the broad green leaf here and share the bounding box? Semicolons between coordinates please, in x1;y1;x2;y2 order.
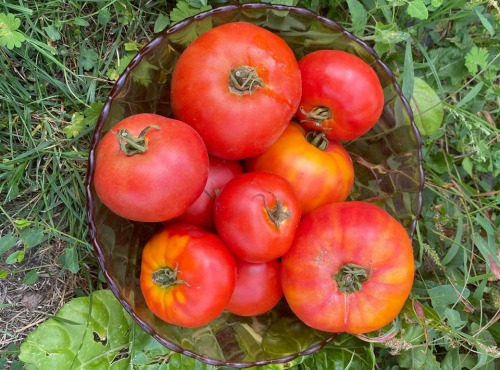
20;225;44;249
410;77;444;136
346;0;367;36
428;284;470;308
475;7;495;36
462;157;474;177
0;232;17;255
456;81;484;108
154;13;170;33
73;17;90;27
0;13;26;49
398;347;439;369
97;8;111;26
58;246;80;273
431;0;444;7
301;334;374;370
6;250;24;264
84;101;104;127
42;25;61;41
23;269;39;285
63;112;86;138
407;0;428;20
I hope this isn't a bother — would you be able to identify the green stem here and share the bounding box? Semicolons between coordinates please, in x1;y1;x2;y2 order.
116;125;160;155
333;263;372;293
305;131;329;150
300;105;332;127
229;66;265;95
255;192;291;230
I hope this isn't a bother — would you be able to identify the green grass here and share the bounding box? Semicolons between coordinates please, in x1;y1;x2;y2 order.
1;0;499;369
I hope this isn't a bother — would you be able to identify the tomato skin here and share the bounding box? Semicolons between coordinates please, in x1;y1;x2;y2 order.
281;201;414;334
171;22;302;160
227;258;283;317
245;123;354;214
213;172;301;263
172;156;243;231
296;50;384;141
140;223;236;328
94;113;209;222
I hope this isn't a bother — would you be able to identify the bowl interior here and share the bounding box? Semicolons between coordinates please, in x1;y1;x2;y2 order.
86;4;424;368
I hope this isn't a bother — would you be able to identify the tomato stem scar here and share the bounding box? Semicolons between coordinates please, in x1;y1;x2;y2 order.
305;131;329;150
299;106;332;127
333;263;372;293
152;263;190;288
255;192;291;230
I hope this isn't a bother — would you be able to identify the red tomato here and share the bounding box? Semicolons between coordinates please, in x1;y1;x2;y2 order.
93;113;208;222
140;223;236;328
213;172;301;263
227;258;283;317
172;156;243;231
245;123;354;214
296;50;384;141
170;22;302;160
281;201;414;334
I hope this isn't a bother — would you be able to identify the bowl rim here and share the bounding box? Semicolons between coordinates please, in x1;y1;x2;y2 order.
85;3;425;368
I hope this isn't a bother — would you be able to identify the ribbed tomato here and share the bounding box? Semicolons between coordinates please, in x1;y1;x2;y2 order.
281;201;414;334
245;122;354;214
140;223;236;328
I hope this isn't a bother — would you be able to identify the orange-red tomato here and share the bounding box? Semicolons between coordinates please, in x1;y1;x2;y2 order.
281;201;414;334
140;223;236;328
171;22;301;160
296;50;384;141
245;123;354;214
227;258;283;317
94;113;208;222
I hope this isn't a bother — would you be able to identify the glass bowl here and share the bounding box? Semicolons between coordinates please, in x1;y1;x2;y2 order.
86;3;424;368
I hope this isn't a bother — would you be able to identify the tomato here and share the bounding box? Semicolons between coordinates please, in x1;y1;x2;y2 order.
140;223;236;328
245;122;354;215
227;258;283;317
295;50;384;141
170;22;302;160
213;172;301;263
94;113;208;222
172;156;243;231
281;201;414;334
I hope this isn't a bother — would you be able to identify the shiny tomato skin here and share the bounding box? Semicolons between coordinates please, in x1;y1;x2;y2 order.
227;258;283;317
171;22;301;160
213;172;301;263
94;113;208;222
281;201;414;334
172;156;243;231
296;50;384;141
140;223;236;328
245;123;354;215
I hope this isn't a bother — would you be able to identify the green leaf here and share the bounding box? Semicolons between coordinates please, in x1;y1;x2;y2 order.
407;0;428;20
0;232;17;255
154;13;170;33
0;13;26;49
83;101;104;127
456;81;484;109
462;157;474;177
0;270;8;278
475;7;495;36
170;1;212;25
63;112;86;138
6;250;24;264
73;17;89;27
23;269;39;285
346;0;367;36
20;225;44;249
431;0;444;7
301;334;374;370
97;8;111;26
464;46;489;74
42;25;61;41
401;38;414;102
79;47;98;71
410;77;444;136
58;246;80;273
428;284;470;308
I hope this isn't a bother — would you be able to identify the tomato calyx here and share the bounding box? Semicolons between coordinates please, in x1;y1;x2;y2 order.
299;106;332;128
152;264;190;289
255;192;291;230
305;130;328;150
229;66;265;96
333;263;372;293
116;125;160;155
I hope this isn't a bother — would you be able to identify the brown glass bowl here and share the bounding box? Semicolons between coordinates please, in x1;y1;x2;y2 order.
86;3;424;368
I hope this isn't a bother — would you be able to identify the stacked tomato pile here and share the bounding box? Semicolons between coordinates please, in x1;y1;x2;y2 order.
94;22;415;334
